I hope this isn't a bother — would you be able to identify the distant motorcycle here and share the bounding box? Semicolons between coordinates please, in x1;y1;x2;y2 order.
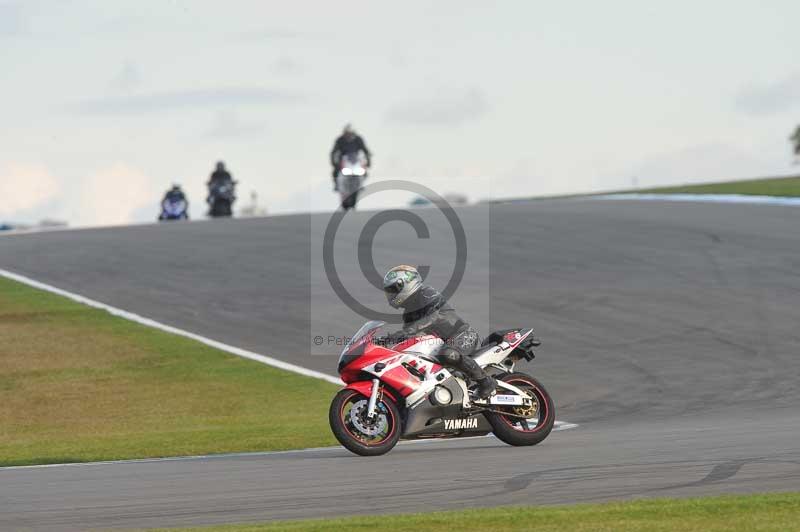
329;321;555;456
336;153;367;210
207;180;237;218
158;196;189;221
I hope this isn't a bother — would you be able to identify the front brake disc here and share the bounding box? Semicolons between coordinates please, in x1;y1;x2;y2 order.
348;400;387;437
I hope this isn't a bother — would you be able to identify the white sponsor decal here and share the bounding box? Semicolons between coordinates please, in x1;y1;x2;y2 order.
493;395;517;403
443;418;479;430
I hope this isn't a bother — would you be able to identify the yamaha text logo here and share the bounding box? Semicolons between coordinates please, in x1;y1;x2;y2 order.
443;417;479;430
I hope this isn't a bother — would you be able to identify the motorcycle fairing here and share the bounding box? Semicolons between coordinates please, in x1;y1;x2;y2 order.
361;351;447;400
472;327;534;368
401;376;492;438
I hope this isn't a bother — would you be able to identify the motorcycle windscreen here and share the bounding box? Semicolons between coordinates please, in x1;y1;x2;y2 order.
338;320;386;371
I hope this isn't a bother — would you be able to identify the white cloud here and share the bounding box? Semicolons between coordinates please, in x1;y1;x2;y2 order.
110;60;142;91
0;3;25;38
205;110;266;139
0;162;60;218
74;87;304;115
736;73;800;115
386;88;490;126
620;143;791;188
71;164;159;227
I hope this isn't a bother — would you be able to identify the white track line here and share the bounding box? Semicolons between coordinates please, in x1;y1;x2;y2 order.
0;268;342;385
1;422;579;471
593;193;800;206
0;219;162;237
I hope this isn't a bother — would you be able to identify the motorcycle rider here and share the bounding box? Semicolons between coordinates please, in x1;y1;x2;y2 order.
159;184;189;220
330;124;371;191
207;161;233;189
207;160;234;202
162;184;187;204
382;265;496;399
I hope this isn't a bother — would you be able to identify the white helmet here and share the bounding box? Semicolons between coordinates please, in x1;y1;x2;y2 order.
383;265;422;309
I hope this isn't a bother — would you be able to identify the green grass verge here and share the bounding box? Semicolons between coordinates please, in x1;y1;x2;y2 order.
638;174;800;197
0;276;339;466
148;493;800;531
493;174;800;204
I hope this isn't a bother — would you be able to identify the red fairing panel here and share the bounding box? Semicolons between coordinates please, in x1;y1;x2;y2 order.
379;365;421;397
339;344;398;383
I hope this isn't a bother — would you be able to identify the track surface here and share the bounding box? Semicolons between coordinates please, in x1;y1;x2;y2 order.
2;200;800;530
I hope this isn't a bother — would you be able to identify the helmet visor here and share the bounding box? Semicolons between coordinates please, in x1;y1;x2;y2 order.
383;279;404;305
383;280;403;296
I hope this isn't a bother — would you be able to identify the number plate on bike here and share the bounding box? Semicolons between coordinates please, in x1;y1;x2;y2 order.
490;394;524;405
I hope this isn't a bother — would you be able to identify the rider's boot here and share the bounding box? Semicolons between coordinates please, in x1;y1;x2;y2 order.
457;354;496;399
475;376;496;399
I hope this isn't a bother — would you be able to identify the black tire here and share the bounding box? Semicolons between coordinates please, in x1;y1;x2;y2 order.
341;192;357;210
329;389;401;456
485;372;555;447
210;199;232;218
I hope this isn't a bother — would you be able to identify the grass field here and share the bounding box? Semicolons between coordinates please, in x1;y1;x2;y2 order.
0;276;339;466
149;493;800;531
639;174;800;197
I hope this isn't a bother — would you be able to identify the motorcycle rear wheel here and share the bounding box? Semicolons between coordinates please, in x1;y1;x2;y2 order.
329;389;401;456
485;372;555;446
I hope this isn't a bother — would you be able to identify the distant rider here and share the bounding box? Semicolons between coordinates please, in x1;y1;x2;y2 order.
207;161;234;202
208;161;233;187
381;265;496;399
163;184;187;204
330;124;371;191
159;184;189;220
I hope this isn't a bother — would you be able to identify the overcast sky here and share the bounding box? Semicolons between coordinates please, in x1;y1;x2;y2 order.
1;0;799;226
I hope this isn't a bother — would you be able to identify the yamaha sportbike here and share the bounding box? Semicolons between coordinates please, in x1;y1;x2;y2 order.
336;153;367;210
329;321;555;456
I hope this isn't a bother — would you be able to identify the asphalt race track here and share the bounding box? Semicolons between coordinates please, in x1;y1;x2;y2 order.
2;199;800;530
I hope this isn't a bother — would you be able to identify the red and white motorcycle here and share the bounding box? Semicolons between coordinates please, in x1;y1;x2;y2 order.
329;321;555;456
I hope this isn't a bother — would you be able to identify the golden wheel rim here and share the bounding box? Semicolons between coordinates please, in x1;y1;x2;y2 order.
511;400;537;418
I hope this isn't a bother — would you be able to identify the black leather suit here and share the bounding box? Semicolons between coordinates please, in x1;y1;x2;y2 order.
389;285;486;382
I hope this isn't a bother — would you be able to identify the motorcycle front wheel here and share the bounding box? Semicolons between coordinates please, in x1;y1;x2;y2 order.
485;372;555;447
341;192;358;210
329;389;401;456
